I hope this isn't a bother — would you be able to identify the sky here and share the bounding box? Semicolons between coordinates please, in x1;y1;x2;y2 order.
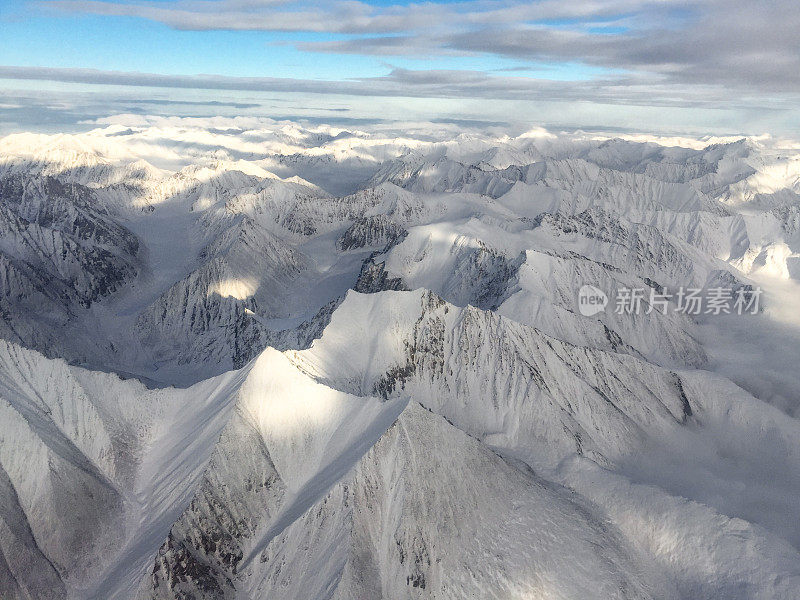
1;0;799;135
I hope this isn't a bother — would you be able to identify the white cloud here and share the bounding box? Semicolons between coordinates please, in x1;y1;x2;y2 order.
29;0;800;121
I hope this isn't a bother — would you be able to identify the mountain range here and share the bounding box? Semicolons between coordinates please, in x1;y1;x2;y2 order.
0;121;799;599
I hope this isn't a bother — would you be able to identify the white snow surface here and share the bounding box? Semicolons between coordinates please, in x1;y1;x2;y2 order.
0;121;800;599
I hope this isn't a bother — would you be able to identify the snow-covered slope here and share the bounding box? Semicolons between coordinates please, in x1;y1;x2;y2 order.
1;122;800;599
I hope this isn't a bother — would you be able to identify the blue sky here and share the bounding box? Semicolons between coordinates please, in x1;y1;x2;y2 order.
1;0;799;135
0;1;603;79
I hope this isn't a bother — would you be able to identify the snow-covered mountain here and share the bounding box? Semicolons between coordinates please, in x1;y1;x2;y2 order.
1;121;800;599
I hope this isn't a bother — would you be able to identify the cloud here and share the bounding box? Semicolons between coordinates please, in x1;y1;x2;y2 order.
42;0;454;34
444;0;800;95
39;0;800;105
125;99;263;109
42;0;679;34
0;64;789;111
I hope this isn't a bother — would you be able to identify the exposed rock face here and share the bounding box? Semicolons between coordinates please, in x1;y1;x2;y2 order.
337;215;407;251
0;175;139;306
0;172;141;363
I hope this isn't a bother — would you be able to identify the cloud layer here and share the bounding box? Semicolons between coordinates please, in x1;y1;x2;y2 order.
1;0;798;134
41;0;800;96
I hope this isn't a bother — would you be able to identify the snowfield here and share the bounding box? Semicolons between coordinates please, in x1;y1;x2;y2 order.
1;120;800;599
